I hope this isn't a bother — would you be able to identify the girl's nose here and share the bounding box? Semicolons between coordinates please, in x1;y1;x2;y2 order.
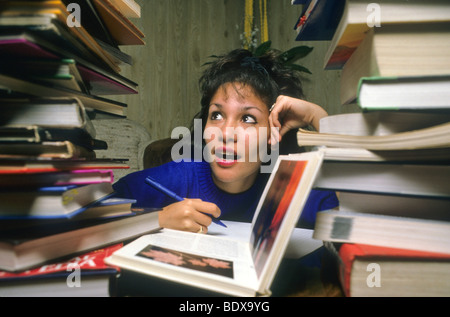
221;121;239;143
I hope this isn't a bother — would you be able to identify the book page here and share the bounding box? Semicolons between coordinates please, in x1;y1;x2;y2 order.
111;229;259;289
210;220;323;259
250;159;308;277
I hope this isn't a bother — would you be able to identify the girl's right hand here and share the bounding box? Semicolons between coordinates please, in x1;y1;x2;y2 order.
158;199;221;234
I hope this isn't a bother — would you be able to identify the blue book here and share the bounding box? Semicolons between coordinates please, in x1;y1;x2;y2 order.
294;0;345;41
0;182;114;219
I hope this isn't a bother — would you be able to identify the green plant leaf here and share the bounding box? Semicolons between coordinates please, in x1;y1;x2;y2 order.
286;63;312;74
278;46;313;64
254;40;272;57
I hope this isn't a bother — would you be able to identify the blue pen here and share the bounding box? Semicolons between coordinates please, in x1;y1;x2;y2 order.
145;176;227;228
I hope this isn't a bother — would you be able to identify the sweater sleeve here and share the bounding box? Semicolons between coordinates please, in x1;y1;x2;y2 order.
112;161;191;209
298;189;339;228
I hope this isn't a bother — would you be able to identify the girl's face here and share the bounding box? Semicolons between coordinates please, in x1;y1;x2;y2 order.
204;82;270;194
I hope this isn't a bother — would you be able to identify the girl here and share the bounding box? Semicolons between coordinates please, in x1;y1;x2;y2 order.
112;49;338;233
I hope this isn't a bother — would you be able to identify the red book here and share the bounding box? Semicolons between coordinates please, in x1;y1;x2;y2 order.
0;243;122;297
338;243;450;297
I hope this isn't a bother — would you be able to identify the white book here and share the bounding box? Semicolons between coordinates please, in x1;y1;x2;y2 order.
313;209;450;254
314;160;450;199
105;151;324;297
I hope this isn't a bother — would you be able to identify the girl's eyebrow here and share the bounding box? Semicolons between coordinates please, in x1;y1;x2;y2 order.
210;103;264;113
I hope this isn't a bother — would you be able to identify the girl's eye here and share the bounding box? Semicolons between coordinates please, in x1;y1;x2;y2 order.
242;115;257;124
210;112;223;121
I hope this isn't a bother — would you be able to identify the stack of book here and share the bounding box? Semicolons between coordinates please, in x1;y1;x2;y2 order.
0;0;160;296
293;0;450;297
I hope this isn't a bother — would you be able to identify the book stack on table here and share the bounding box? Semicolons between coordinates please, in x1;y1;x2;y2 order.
0;0;162;297
293;0;450;297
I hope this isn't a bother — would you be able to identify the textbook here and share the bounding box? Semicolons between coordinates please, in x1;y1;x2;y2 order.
313;210;450;255
0;31;138;96
91;0;145;45
356;75;450;111
0;140;96;160
0;97;106;149
297;121;450;151
336;243;450;297
340;23;450;105
293;0;344;41
0;158;129;175
0;243;122;297
0;73;128;117
109;0;141;18
0;209;160;272
336;191;450;222
324;0;450;69
0;169;114;188
0;0;121;72
319;111;450;137
105;151;324;297
0;182;115;219
314;160;450;198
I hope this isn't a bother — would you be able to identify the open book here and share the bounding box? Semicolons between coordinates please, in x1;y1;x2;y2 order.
105;151;324;296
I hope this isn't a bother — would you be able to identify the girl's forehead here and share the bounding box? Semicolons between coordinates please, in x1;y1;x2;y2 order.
214;83;265;104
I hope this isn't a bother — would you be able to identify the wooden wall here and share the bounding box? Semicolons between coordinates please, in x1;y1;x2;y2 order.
112;0;353;141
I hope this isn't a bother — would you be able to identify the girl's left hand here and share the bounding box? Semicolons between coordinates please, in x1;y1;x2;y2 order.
268;95;328;145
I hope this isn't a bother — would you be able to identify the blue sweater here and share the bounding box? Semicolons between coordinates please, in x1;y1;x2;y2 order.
112;160;338;228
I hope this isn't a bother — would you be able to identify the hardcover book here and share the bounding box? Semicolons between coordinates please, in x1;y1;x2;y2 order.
0;182;115;219
324;0;450;70
313;210;450;255
0;243;122;297
0;208;160;272
340;23;450;105
297;121;450;151
336;243;450;297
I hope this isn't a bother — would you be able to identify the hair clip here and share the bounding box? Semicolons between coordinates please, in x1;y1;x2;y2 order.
241;56;269;77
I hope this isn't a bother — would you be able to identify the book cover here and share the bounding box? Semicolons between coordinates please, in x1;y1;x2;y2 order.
356;75;450;111
104;151;324;296
0;31;138;95
0;158;129;175
0;0;122;72
337;191;450;221
0;140;97;160
0;243;122;297
0;58;88;93
0;73;128;116
0;208;160;272
324;0;450;70
294;0;345;41
92;0;145;45
109;0;141;18
340;23;450;104
0;182;115;219
0;169;114;188
0;97;96;138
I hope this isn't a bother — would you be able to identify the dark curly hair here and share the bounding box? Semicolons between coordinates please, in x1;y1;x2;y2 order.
193;49;305;132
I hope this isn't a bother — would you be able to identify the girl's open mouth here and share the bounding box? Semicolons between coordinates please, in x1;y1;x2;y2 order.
214;147;241;166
